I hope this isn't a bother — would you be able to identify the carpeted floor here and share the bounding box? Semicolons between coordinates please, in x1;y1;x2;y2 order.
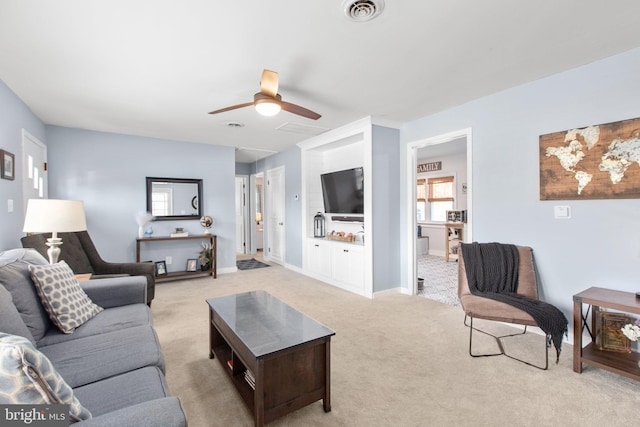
417;254;460;307
151;264;639;427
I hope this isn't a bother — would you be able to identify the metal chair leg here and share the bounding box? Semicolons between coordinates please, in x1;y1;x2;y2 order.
464;315;549;370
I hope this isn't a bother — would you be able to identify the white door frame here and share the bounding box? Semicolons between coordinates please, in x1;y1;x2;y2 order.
235;175;249;254
248;172;265;254
265;166;285;265
21;129;47;212
405;127;473;295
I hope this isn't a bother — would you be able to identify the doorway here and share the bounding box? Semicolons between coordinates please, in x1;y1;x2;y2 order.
406;128;473;301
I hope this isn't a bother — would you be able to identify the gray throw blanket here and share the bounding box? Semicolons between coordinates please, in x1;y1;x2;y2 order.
460;242;568;362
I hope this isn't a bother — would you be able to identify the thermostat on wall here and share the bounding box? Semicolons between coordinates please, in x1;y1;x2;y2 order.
553;206;571;219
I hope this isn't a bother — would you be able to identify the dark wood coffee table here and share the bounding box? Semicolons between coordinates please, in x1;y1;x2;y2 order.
207;290;335;426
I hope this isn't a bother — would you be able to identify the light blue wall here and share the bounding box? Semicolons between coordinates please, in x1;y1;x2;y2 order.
253;145;303;268
0;80;46;250
372;125;401;292
400;47;640;320
235;162;251;175
45;126;236;272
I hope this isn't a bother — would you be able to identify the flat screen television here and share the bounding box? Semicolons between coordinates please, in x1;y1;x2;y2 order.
321;167;364;214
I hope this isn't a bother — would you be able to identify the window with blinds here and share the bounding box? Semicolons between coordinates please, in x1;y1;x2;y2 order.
427;176;454;222
427;176;454;202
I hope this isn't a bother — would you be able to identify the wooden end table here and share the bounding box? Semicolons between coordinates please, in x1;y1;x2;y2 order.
573;286;640;380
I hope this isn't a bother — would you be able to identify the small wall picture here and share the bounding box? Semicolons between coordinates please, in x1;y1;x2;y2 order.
155;261;167;276
1;150;15;180
186;259;197;272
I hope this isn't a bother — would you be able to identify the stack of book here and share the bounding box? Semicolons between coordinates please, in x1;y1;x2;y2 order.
170;231;189;237
244;369;255;390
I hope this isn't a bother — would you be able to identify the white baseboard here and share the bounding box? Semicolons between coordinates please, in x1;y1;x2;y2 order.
284;263;304;274
218;266;238;275
373;287;403;298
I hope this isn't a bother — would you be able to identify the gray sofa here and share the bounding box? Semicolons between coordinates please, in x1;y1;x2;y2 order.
0;248;186;426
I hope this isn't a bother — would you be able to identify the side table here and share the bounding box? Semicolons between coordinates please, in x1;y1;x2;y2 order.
573;286;640;380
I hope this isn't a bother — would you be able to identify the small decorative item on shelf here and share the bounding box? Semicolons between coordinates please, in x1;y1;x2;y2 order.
171;227;189;238
200;215;213;234
144;226;153;236
199;242;212;271
598;312;632;353
313;212;325;238
620;318;640;342
136;211;154;239
326;230;356;242
186;259;197;272
155;260;167;276
621;318;640;367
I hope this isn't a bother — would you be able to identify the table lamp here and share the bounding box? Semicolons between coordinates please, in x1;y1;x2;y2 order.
23;199;88;264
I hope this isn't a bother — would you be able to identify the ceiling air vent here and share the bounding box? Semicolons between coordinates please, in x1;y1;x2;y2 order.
342;0;385;22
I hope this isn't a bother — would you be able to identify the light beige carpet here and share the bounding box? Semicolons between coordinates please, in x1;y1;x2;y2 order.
151;263;639;427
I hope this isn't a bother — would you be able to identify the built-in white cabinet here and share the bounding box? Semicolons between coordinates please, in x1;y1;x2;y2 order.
331;244;364;290
307;239;332;280
299;118;374;298
299;117;400;297
306;238;364;293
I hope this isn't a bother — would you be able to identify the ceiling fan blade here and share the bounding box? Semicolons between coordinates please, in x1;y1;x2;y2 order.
260;69;279;97
281;101;321;120
208;102;254;115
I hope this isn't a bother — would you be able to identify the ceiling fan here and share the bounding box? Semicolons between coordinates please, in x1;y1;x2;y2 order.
208;69;321;120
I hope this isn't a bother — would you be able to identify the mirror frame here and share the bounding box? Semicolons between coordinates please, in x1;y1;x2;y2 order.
146;177;203;221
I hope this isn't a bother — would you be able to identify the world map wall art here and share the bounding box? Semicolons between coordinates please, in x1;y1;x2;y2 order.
539;117;640;200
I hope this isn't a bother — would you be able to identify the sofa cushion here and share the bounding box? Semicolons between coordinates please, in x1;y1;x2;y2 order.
37;304;152;347
0;249;51;341
28;261;103;334
39;325;165;388
0;285;36;344
0;333;92;422
74;366;171;417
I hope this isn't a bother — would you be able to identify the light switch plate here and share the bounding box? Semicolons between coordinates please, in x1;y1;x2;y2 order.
7;199;13;213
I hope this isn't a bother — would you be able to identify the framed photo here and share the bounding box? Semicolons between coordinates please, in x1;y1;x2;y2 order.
1;150;15;180
186;259;197;272
597;312;632;353
155;261;167;276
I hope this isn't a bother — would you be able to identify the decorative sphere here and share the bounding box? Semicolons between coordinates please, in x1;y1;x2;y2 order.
200;216;213;229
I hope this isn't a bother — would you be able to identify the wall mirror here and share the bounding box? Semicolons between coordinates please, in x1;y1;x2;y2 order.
146;177;203;221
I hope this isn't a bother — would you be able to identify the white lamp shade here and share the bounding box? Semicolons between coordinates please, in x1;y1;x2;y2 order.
23;199;87;233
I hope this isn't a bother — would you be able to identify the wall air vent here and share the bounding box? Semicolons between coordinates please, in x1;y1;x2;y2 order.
342;0;385;22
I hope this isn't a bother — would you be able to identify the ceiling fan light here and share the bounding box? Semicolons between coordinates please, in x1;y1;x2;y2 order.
255;99;281;116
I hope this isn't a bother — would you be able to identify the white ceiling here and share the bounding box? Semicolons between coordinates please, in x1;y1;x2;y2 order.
1;1;639;163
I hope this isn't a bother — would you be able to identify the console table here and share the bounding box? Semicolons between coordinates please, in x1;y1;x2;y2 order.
136;234;216;282
573;286;640;380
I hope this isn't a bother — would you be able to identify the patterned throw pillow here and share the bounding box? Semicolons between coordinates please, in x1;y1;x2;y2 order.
0;333;92;422
28;261;103;334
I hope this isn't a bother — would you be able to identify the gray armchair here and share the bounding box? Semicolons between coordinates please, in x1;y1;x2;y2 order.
21;231;155;305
